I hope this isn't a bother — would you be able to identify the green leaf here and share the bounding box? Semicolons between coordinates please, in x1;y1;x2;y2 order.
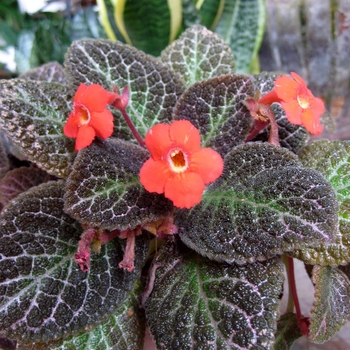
96;0;125;42
178;143;338;264
145;239;284;349
14;30;38;75
274;313;302;350
0;79;76;178
173;74;254;157
160;24;236;87
182;0;201;28
215;0;266;73
64;39;185;139
0;181;149;343
64;138;173;231
71;6;106;41
309;265;350;343
197;0;224;29
118;0;173;56
17;281;146;350
19;62;66;84
0;167;53;207
293;140;350;265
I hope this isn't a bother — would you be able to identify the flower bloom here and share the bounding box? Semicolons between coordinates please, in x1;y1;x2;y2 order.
140;120;224;209
64;83;117;150
258;72;325;135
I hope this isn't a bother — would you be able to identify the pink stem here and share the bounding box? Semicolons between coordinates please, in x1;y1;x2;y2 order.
74;228;96;272
266;109;280;146
245;119;269;142
119;233;136;272
100;229;120;245
287;256;309;335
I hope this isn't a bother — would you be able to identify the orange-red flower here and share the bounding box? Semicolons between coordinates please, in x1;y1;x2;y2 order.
64;84;117;150
258;72;325;135
139;120;224;209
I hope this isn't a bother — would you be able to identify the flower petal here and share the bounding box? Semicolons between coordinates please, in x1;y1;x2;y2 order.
258;90;281;105
164;172;205;209
63;111;79;138
281;100;303;125
290;72;306;85
301;109;323;135
310;96;325;119
89;110;114;139
76;84;116;112
139;158;171;194
169;120;201;153
189;148;224;184
145;123;172;160
74;84;88;102
75;125;96;150
274;75;299;101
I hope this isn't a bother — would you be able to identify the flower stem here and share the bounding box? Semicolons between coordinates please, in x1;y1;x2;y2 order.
266;108;280;146
283;255;295;313
119;230;136;272
284;255;309;335
120;108;146;148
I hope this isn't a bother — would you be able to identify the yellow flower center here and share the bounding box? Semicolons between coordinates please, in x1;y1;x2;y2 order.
297;94;310;109
77;105;91;126
169;149;187;173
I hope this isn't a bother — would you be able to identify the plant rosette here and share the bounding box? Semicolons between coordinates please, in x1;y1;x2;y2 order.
0;25;349;350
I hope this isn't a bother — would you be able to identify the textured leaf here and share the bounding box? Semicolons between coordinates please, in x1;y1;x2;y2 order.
0;79;76;178
173;74;254;156
146;239;284;350
252;72;308;154
160;25;236;87
0;131;26;162
215;0;266;73
309;265;350;343
0;138;9;180
17;281;145;350
0;337;16;350
64;138;173;231
19;62;66;84
0;181;149;343
293;140;350;265
178;142;338;264
274;313;302;350
119;0;173;56
0;167;54;206
64;39;185;140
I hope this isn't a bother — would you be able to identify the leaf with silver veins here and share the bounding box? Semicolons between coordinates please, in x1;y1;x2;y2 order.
145;239;284;350
178;142;338;265
0;181;149;343
64;138;173;231
0;79;75;178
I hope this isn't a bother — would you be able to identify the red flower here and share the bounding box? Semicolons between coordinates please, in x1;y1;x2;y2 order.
140;120;224;209
258;72;325;135
64;84;117;150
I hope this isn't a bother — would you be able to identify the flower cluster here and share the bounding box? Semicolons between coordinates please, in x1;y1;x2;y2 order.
258;72;325;135
140;120;224;209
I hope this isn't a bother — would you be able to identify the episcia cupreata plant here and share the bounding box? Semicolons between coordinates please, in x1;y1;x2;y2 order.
0;25;349;350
